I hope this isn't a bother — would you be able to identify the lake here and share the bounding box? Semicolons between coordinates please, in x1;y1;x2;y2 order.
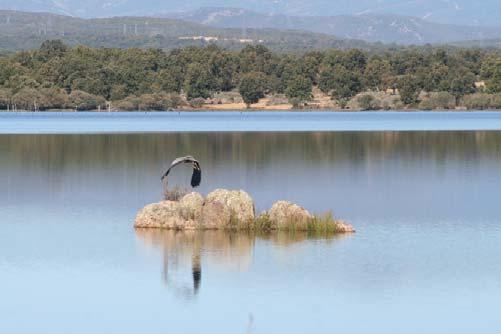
1;111;501;133
1;112;501;333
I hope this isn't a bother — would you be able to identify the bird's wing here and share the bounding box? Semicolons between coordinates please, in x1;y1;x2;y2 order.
191;167;202;187
161;156;199;180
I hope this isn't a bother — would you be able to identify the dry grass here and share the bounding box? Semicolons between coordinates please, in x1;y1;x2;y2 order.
252;211;349;233
254;213;273;231
307;212;351;233
163;186;188;201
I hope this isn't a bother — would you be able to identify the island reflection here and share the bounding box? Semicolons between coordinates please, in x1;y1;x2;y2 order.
135;229;350;298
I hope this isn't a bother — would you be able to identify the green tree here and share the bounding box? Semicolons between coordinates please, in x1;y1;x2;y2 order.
11;88;42;110
420;64;449;92
319;65;362;106
208;52;237;92
0;59;19;86
285;75;312;107
154;67;183;93
239;72;268;107
398;75;421;105
110;85;128;101
364;58;392;91
6;74;40;93
300;51;323;84
37;40;68;61
449;70;476;105
0;88;12;109
238;45;274;74
274;55;300;93
481;56;501;93
38;87;69;110
343;49;367;72
357;94;380;110
69;90;106;110
184;63;214;99
390;51;427;76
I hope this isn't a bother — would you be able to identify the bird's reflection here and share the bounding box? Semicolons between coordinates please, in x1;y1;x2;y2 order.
135;229;349;299
192;253;202;293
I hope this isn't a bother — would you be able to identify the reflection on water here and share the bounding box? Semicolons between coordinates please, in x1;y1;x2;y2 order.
1;131;501;333
135;229;350;299
2;131;501;220
3;131;501;165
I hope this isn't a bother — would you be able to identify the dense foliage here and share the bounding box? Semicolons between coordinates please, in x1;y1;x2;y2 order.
0;40;500;110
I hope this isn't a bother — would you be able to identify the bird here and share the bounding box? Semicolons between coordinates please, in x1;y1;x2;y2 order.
161;156;202;188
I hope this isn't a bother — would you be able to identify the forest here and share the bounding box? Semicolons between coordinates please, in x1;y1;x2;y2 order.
0;40;500;111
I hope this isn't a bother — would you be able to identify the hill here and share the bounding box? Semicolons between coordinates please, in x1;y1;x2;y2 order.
0;10;379;52
0;0;500;26
162;7;501;45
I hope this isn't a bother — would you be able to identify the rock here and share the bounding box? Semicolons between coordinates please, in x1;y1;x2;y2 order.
333;220;356;233
205;189;255;224
200;201;232;228
267;201;313;229
179;192;204;220
134;200;201;229
134;189;354;233
135;190;254;230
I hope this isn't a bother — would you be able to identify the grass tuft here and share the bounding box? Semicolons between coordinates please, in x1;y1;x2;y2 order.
164;186;188;201
250;210;350;233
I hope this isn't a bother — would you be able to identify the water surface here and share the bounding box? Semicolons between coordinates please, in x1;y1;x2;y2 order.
1;111;501;133
1;131;501;333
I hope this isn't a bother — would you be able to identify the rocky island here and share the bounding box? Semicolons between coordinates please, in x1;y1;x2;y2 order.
135;189;355;233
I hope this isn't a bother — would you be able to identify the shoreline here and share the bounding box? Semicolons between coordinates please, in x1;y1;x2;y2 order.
1;107;501;113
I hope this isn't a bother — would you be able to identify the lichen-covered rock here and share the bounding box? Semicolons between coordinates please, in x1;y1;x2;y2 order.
333;220;356;233
134;201;198;229
205;189;255;224
200;201;232;228
267;201;313;229
134;190;354;233
179;192;204;220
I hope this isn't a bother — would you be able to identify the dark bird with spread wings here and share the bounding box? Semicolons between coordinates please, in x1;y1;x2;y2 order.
161;156;202;188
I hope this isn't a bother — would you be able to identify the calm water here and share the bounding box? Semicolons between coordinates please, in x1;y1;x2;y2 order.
1;128;501;332
1;111;501;133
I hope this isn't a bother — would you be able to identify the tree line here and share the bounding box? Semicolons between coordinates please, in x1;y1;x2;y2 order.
0;40;500;111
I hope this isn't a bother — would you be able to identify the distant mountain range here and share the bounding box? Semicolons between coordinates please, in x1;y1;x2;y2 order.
0;1;500;45
0;0;500;26
0;10;377;52
162;7;501;45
